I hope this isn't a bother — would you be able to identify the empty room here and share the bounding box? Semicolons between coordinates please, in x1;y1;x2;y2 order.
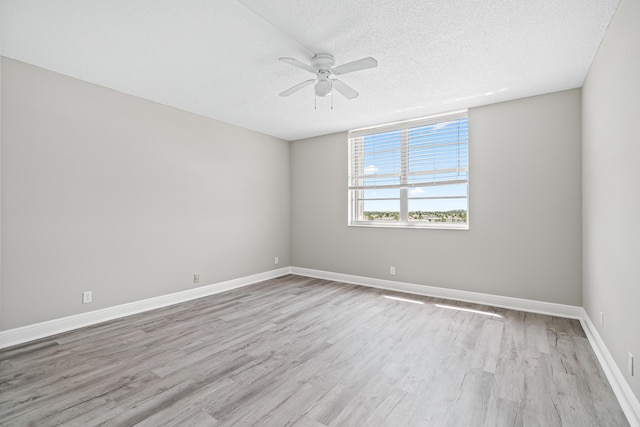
1;0;638;426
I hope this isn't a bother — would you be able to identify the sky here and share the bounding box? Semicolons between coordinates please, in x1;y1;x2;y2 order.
355;118;468;213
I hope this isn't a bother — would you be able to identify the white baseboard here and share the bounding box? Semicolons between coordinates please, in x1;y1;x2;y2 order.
0;266;581;348
290;267;583;318
0;267;290;349
580;309;640;427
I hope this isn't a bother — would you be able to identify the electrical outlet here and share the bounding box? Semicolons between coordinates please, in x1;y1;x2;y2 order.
390;266;396;275
193;273;200;284
629;352;635;376
274;256;279;265
600;312;604;327
82;291;92;304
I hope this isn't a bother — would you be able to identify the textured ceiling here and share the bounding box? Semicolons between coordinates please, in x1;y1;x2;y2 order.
1;0;619;141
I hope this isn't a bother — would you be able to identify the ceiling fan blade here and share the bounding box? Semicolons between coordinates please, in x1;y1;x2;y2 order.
333;57;378;75
279;57;318;74
279;79;315;97
332;79;359;99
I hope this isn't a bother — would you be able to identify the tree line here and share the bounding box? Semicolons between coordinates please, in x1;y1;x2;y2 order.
363;210;467;222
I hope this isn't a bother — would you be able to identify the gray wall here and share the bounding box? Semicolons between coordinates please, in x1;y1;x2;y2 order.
291;89;582;305
0;55;2;323
582;0;640;400
1;57;290;330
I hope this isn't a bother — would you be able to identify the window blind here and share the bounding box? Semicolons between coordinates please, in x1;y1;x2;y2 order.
348;111;468;192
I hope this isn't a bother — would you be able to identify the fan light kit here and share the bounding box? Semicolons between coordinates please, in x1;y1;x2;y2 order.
279;53;378;106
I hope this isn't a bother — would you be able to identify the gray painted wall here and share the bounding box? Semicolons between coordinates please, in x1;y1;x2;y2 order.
291;89;582;305
583;0;640;401
1;57;290;330
0;55;3;323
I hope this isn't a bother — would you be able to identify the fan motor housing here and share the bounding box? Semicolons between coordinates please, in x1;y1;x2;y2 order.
311;53;336;72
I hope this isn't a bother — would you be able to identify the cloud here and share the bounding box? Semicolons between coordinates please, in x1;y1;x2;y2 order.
409;187;424;196
364;165;378;174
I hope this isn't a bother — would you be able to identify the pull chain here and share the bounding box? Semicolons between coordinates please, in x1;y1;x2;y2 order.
312;91;334;110
330;81;334;110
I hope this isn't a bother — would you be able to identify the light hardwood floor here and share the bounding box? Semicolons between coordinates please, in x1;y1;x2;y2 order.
0;275;629;426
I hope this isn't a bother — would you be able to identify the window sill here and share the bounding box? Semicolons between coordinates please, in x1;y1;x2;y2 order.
348;221;469;230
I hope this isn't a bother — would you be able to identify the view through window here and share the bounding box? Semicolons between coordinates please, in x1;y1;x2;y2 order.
348;111;469;229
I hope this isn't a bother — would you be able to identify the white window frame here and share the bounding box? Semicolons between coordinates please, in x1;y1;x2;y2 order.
348;110;469;230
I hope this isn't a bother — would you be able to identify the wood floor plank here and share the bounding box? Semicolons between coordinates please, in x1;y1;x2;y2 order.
0;274;629;426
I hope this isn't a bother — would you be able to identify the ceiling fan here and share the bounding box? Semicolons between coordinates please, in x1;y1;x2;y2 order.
278;53;378;99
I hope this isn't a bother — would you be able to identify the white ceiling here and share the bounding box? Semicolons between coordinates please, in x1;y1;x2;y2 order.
1;0;619;141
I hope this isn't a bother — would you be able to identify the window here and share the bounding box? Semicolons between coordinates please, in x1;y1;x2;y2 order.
348;111;468;229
